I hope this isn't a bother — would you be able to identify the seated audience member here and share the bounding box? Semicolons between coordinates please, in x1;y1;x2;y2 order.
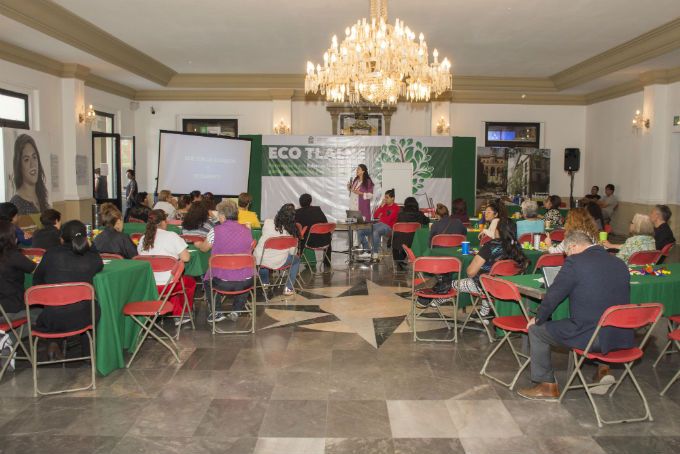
153;190;176;218
453;217;528;316
479;200;500;241
585;201;605;231
190;190;202;203
237;193;261;229
451;198;469;224
33;220;103;357
181;201;214;236
255;204;301;296
598;184;618;223
518;231;630;399
0;220;38;329
603;213;656;263
650;204;675;251
545;208;599;254
358;189;400;261
392;196;429;264
31;209;62;250
93;204;138;259
543;195;563;228
0;202;31;246
125;192;151;223
516;200;545;239
295;193;331;266
138;210;194;322
174;195;192;221
196;200;253;323
584;185;601;201
429;203;467;245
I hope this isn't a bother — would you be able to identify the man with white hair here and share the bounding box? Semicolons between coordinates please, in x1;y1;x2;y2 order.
518;230;632;400
515;200;545;239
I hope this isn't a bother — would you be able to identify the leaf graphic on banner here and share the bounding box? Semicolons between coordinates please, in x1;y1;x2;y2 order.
375;138;433;195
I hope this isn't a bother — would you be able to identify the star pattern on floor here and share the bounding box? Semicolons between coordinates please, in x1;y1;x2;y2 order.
259;279;449;348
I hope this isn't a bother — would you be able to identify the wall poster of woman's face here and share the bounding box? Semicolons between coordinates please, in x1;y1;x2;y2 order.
2;128;52;215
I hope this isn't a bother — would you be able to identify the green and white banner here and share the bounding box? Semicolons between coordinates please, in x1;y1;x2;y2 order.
261;136;453;221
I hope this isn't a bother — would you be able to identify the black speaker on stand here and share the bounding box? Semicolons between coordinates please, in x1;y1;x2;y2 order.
564;148;580;208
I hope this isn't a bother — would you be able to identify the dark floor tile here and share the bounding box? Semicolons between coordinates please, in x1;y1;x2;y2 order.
392;438;465;454
181;347;241;371
502;399;584;436
271;370;330;400
325;438;394;454
194;399;267;438
126;396;212;437
258;400;327;437
62;397;148;436
111;435;257;454
326;400;391;437
594;436;680;454
0;434;119;454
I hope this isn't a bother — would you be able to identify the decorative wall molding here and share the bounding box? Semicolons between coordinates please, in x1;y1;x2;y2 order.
168;73;304;89
85;74;137;99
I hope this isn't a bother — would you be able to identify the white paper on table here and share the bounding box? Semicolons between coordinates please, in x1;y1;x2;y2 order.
534;277;545;284
153;271;172;286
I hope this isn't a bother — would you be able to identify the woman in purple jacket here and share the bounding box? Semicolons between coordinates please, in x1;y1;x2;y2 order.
348;164;375;251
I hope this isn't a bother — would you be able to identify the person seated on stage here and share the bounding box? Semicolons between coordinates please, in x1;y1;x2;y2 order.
543;195;563;229
33;220;103;358
598;184;618;223
125;192;151;223
429;203;467;246
153;190;176;218
31;209;62;250
358;189;400;261
650;204;675;252
392;196;429;265
0;220;38;340
585;201;605;231
93;204;138;259
516;200;545;239
295;193;331;266
451;198;469;224
190;190;202;203
0;202;32;246
603;213;656;263
196;200;253;323
174;195;191;221
545;208;599;254
181;201;214;236
237;192;261;229
518;231;630;400
255;204;301;297
138;209;194;324
454;217;528;317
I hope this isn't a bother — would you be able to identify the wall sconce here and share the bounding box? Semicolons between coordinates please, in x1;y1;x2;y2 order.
273;118;291;135
435;116;450;135
79;104;96;125
632;110;650;130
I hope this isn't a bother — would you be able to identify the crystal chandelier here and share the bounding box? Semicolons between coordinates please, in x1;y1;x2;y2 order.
305;0;452;105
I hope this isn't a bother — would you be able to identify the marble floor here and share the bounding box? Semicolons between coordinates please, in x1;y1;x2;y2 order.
1;259;679;454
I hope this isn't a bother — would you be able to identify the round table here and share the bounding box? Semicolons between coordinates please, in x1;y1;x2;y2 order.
123;222;181;235
411;228;481;257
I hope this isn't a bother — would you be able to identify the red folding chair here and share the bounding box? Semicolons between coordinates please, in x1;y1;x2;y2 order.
460;259;524;342
180;234;206;244
130;233;143;244
479;234;493;246
257;236;302;303
627;250;662;266
133;255;193;338
603;224;613;234
123;261;183;367
402;245;426;287
391;222;422;272
20;248;46;258
128;217;145;224
25;283;97;396
479;275;531;389
533;253;565;273
518;233;547;245
0;305;32;382
208;254;257;334
659;327;680;396
549;230;565;242
653;314;680;368
411;256;461;343
100;253;124;260
558;303;663;427
295;222;308;240
301;223;335;277
658;242;675;264
431;234;466;248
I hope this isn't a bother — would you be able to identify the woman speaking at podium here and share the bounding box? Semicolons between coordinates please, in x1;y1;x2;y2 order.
347;164;374;221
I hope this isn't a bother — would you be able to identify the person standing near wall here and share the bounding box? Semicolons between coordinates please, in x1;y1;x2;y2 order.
124;169;138;218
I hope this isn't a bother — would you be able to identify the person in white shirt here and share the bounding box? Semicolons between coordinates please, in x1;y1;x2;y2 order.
254;204;301;296
153;190;177;219
598;184;618;223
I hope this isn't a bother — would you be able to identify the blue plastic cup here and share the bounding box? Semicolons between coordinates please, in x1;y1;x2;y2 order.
461;241;470;255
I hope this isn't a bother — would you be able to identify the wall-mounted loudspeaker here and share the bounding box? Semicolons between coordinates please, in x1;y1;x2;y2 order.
564;148;580;172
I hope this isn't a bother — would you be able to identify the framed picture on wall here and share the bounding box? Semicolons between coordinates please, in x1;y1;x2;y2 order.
485;122;540;148
182;118;238;137
338;113;383;136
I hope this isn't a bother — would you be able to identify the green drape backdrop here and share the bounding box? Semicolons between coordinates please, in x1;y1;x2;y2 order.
242;135;475;218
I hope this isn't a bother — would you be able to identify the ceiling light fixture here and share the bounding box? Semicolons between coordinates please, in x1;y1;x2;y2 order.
305;0;452;105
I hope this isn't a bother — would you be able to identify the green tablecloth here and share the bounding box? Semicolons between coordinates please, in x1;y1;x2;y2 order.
505;204;569;219
25;259;158;376
411;228;481;257
123;223;181;235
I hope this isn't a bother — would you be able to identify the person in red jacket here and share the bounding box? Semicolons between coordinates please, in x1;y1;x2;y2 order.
358;189;399;261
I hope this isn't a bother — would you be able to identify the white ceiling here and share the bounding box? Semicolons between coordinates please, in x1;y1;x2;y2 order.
54;0;680;76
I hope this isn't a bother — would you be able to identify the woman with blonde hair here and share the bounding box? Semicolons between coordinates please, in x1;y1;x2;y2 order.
545;208;599;254
153;189;176;218
604;213;656;262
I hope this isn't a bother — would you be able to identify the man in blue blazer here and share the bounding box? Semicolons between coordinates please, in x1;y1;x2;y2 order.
519;230;632;400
